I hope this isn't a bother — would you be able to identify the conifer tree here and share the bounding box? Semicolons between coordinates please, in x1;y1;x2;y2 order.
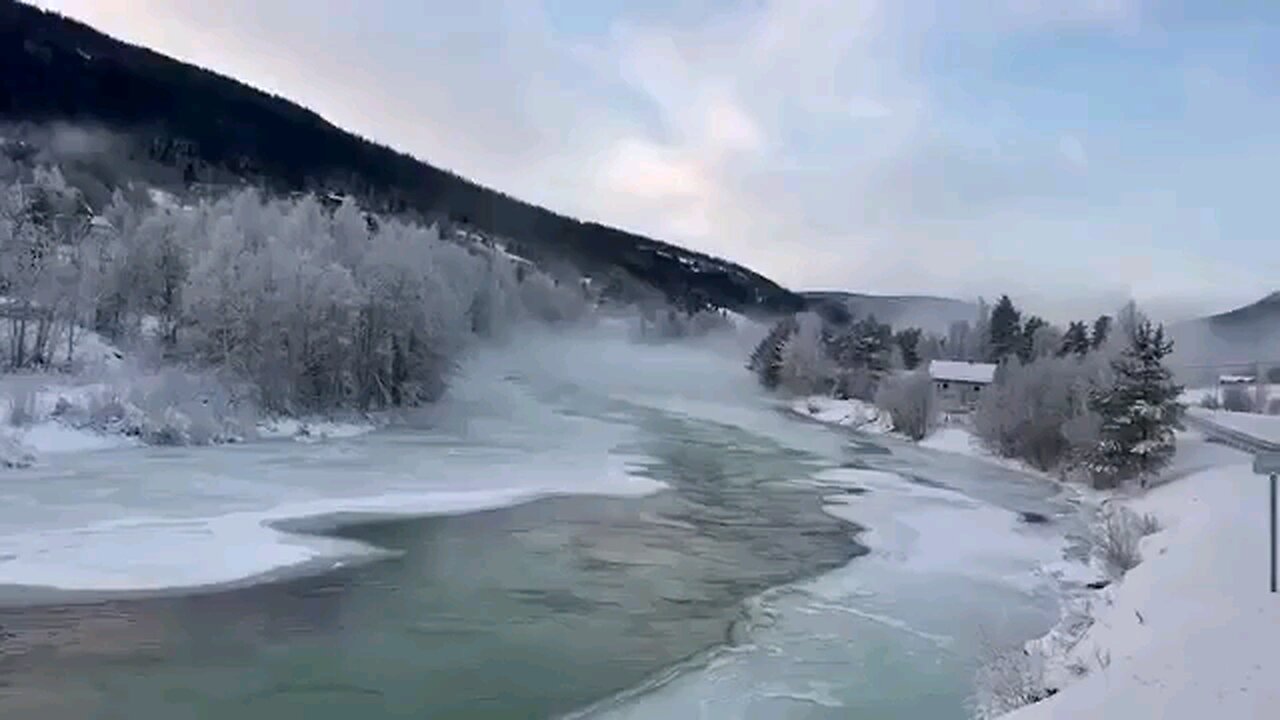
1059;321;1091;357
1090;315;1112;350
748;315;798;390
895;327;923;370
987;295;1022;362
1087;320;1183;488
1018;315;1047;362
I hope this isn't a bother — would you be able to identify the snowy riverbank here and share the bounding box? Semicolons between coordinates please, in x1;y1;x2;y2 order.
1007;454;1280;718
786;393;1280;718
786;395;893;434
0;373;380;468
785;395;1053;477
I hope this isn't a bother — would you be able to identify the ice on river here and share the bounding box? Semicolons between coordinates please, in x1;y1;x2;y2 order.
583;466;1076;719
0;333;674;594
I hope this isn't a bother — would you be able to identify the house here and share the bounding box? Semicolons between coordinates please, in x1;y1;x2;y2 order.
928;360;998;414
1218;374;1256;386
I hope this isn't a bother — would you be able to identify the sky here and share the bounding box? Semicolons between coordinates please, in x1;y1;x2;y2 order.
30;0;1280;321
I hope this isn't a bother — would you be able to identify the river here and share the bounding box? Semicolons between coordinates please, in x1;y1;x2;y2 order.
0;325;1082;719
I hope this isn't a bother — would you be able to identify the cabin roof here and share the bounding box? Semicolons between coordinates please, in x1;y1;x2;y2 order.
1218;375;1256;385
928;360;997;384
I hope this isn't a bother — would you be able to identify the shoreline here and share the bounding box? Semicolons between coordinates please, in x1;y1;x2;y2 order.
0;450;875;719
781;393;1115;713
1003;454;1279;718
0;478;670;605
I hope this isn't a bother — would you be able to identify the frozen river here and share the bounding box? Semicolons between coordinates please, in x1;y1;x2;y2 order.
0;328;1081;719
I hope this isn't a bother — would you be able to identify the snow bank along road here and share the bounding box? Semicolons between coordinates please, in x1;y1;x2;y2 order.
1007;455;1280;719
1184;408;1280;454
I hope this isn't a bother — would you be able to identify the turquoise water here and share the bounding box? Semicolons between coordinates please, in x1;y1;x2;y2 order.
0;331;1078;719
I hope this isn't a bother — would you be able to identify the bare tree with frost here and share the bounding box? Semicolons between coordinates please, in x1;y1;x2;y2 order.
778;311;834;395
2;160;589;426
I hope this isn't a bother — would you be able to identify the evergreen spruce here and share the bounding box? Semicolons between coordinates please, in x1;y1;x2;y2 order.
825;315;892;399
1087;320;1184;488
1058;321;1091;357
895;327;923;370
1090;314;1112;350
987;295;1022;362
1018;315;1047;362
748;316;798;390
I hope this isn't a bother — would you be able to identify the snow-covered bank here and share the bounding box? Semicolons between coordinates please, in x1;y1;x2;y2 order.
787;395;1054;480
256;416;379;442
1;378;141;466
0;370;385;468
1005;457;1280;719
787;395;892;433
15;420;138;454
919;426;983;456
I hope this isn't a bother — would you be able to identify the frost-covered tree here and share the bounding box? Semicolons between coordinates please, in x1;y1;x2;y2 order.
1087;320;1183;488
1028;321;1062;362
945;320;970;361
970;297;992;362
917;332;944;366
778;311;834;395
874;370;936;440
1114;301;1145;344
974;354;1109;472
0;164;91;369
0;161;586;414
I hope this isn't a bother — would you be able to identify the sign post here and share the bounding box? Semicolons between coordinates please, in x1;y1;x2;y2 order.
1253;452;1280;593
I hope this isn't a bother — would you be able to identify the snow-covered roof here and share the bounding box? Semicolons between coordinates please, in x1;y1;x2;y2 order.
1218;375;1256;385
928;360;997;384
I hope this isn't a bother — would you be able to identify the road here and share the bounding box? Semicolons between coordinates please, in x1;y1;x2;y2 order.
1184;409;1280;454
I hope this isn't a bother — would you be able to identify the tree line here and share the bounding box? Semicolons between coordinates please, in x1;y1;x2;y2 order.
750;294;1183;488
0;160;589;418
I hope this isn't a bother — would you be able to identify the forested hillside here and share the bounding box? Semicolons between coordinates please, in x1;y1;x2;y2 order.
0;0;803;315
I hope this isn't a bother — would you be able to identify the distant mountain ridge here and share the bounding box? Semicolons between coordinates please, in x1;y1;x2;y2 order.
1202;291;1280;329
800;291;977;335
0;0;803;315
1171;291;1280;376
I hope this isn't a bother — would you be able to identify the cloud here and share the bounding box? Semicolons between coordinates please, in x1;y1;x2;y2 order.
1000;0;1144;31
702;94;765;154
1057;135;1088;169
848;97;894;120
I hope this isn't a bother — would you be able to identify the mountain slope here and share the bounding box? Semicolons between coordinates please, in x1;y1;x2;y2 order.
800;291;977;335
0;0;803;314
1170;291;1280;375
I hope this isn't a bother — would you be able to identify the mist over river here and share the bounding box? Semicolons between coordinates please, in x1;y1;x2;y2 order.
0;324;1081;719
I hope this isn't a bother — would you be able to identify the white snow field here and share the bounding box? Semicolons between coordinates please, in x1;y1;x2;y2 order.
1008;453;1280;719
